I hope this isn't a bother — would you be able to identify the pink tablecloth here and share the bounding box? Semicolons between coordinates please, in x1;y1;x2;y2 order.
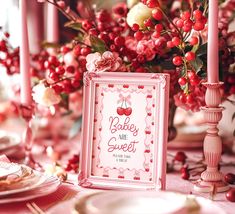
0;152;234;214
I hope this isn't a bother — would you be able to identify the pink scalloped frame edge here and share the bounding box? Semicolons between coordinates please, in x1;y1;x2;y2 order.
79;72;170;191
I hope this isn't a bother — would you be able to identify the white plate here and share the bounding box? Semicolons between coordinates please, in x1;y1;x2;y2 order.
0;176;60;204
0;167;47;197
73;191;226;214
0;131;21;152
0;161;21;179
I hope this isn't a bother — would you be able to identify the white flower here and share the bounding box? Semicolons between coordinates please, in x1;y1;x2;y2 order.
32;82;61;107
63;51;78;67
127;0;139;8
126;2;152;29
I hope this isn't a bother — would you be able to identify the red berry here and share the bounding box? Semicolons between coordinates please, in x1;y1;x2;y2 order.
180;165;189;173
182;25;192;33
98;32;109;43
146;0;159;8
55;66;65;75
193;9;203;20
179;94;186;103
134;31;144;41
52;85;63;94
155;37;167;49
167;41;174;48
152;31;161;38
73;45;81;56
176;19;184;28
174;151;187;163
181;171;190;180
152;8;163;20
187;70;196;80
89;28;99;36
178;77;187;86
173;56;183;66
185;51;195;61
193;22;205;31
97;10;111;22
132;23;139;31
226;188;235;202
137;54;146;63
190;77;200;86
186;94;194;104
81;47;91;56
114;36;125;46
110;44;118;51
224;173;235;184
189;36;199;45
155;24;163;32
71;79;81;88
66;66;75;73
60;46;70;54
144;18;154;28
48;56;58;65
181;11;191;20
172;37;181;46
4;32;10;38
48;71;59;81
82;20;92;30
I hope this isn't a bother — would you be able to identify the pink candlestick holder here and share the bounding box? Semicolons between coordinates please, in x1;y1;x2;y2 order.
20;104;41;170
194;82;229;193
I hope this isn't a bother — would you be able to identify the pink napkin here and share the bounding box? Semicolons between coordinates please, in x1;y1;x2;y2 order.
0;155;10;162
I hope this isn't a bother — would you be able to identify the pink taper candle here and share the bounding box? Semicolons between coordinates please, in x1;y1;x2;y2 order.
207;0;219;83
19;0;32;105
46;2;59;43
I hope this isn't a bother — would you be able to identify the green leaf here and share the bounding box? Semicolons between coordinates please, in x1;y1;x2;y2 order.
74;33;85;43
64;21;82;31
190;56;204;72
89;35;107;53
41;41;60;49
159;60;176;70
60;93;69;110
196;43;207;56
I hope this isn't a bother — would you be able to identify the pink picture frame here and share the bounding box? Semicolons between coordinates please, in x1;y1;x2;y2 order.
79;72;170;190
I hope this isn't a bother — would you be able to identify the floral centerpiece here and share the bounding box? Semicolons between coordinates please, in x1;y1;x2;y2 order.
0;0;235;140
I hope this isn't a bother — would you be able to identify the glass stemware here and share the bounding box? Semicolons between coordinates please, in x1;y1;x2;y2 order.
20;104;41;170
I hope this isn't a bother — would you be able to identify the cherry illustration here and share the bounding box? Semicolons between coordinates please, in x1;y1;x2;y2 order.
117;107;125;115
124;107;132;116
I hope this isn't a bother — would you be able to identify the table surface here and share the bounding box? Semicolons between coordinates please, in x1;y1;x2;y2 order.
0;151;234;214
0;120;234;214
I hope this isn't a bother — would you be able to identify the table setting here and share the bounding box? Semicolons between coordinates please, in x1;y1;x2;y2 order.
0;0;235;213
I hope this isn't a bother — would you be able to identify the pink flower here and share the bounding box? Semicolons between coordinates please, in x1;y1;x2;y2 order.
136;40;156;61
86;51;122;73
125;36;138;51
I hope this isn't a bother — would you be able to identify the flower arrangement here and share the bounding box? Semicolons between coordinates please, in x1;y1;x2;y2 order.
0;0;235;115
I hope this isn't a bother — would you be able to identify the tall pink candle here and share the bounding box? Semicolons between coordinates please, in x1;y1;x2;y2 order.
28;0;44;54
46;2;59;43
19;0;32;105
207;0;219;83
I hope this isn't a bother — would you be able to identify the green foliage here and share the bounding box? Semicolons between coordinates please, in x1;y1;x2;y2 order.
190;56;204;72
64;21;82;31
41;41;60;49
60;93;69;110
89;35;107;53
